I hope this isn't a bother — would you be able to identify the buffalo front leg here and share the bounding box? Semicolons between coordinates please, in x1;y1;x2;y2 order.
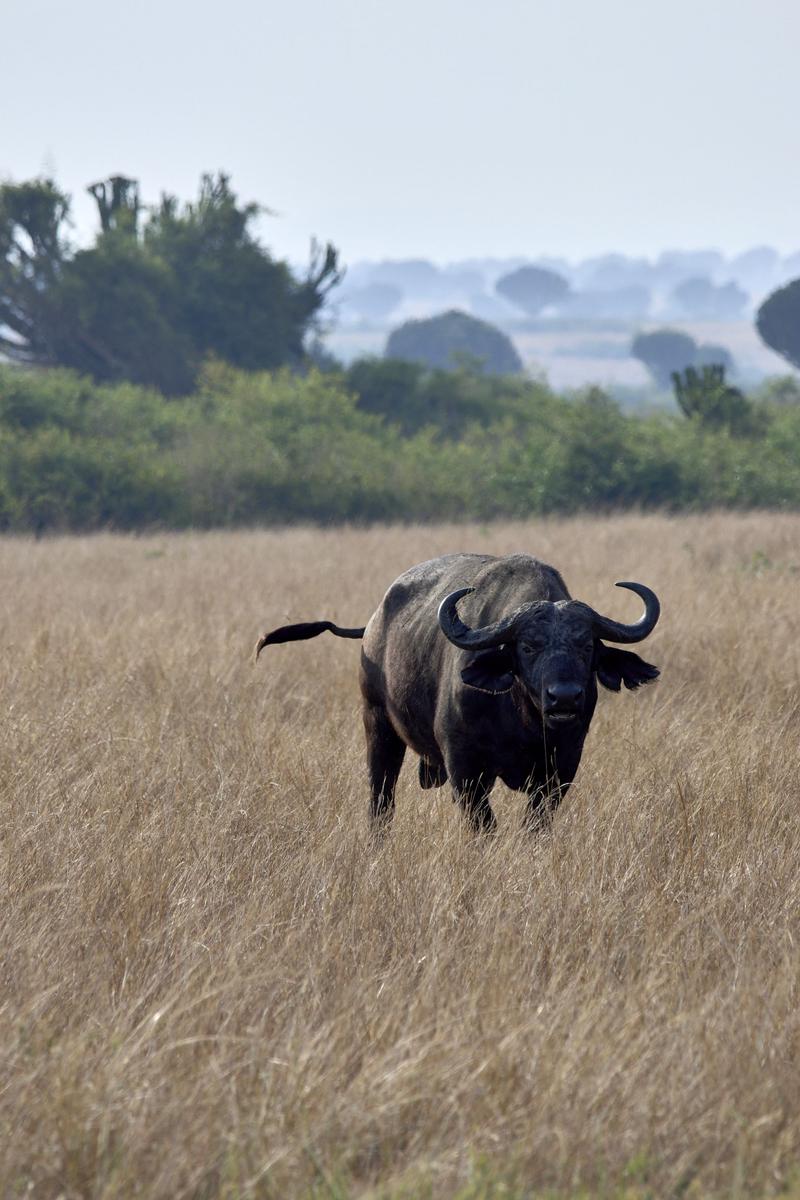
522;748;580;830
523;778;570;831
446;751;497;832
363;702;406;827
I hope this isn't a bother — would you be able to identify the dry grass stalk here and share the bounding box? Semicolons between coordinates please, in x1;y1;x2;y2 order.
1;514;799;1198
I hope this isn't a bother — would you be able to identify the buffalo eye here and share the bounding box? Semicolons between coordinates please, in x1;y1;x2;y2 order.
519;640;542;656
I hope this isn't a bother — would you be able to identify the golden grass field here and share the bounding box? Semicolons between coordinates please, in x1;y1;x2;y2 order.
2;514;800;1199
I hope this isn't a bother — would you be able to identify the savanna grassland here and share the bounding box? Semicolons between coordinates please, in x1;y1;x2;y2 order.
2;513;800;1199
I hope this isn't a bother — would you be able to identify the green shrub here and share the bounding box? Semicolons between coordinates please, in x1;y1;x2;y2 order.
1;361;800;533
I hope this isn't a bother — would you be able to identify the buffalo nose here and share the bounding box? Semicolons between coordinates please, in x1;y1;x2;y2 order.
546;682;583;709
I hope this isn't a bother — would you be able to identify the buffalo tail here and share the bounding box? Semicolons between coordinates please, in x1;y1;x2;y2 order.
254;620;366;661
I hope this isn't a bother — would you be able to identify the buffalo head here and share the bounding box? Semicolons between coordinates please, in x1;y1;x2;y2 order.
437;582;659;728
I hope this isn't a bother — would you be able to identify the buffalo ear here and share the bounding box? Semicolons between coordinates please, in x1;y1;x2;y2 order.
461;646;516;694
596;644;659;692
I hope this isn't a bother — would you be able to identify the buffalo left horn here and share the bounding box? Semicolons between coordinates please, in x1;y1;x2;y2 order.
584;581;660;643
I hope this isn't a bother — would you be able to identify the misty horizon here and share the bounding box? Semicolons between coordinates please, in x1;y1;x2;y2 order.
4;0;799;266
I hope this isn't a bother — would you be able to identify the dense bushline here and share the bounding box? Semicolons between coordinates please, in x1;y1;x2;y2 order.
1;360;800;531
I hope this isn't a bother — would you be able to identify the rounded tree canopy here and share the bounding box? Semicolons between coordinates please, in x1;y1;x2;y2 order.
693;342;734;373
631;328;697;388
671;276;747;320
495;265;570;316
385;309;523;376
756;280;800;370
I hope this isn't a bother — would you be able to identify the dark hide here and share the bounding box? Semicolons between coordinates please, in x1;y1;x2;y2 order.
256;552;660;832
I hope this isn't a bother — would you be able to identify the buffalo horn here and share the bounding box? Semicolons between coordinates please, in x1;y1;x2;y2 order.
437;587;524;650
587;581;660;643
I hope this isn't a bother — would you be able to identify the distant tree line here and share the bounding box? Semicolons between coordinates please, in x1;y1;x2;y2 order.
625;286;800;384
338;246;800;326
371;311;741;386
365;285;800;390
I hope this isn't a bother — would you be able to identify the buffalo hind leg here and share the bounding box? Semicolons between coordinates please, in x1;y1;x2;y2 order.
419;758;448;790
363;703;406;828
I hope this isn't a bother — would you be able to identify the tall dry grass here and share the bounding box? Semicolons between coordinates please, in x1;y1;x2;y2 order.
1;514;800;1199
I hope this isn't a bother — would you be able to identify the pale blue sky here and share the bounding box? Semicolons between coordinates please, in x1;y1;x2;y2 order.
3;0;799;267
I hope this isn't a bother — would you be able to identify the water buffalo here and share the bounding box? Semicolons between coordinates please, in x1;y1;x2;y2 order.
255;553;660;831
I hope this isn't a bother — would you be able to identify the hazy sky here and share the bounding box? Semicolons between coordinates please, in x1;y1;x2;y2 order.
4;0;800;268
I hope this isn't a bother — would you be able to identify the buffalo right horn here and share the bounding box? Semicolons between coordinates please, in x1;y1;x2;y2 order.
438;588;525;650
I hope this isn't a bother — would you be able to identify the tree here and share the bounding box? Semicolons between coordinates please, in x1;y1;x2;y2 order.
752;375;800;407
87;175;141;234
339;282;402;322
144;174;340;376
385;310;523;375
730;245;780;296
0;178;72;365
346;357;425;427
370;259;443;296
632;329;736;388
56;229;198;393
0;173;341;393
495;265;569;316
562;286;651;320
693;342;734;373
671;276;747;320
756;280;800;370
671;365;755;435
631;329;698;387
